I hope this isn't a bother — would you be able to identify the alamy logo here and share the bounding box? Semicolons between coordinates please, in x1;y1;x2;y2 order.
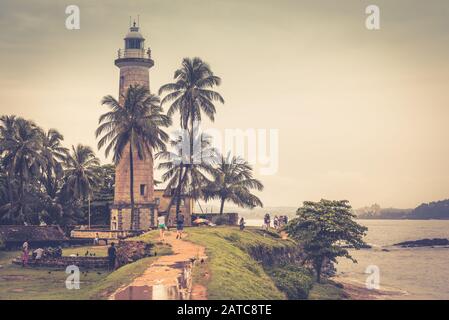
169;121;279;175
365;5;380;30
65;265;80;290
65;5;80;30
365;265;380;290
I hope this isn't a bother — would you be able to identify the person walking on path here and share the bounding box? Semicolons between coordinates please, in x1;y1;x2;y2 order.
176;214;185;239
108;242;117;271
158;214;167;242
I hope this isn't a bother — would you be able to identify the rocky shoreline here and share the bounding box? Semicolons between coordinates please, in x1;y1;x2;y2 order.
393;238;449;248
332;276;407;300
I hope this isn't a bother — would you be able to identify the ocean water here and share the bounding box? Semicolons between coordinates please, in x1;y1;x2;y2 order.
336;220;449;299
246;219;449;299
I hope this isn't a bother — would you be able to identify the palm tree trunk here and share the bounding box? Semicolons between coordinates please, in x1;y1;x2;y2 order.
129;142;135;230
19;169;24;223
314;258;323;283
6;167;14;206
219;197;225;215
175;164;184;222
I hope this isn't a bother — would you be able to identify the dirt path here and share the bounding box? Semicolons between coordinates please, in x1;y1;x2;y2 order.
111;231;207;300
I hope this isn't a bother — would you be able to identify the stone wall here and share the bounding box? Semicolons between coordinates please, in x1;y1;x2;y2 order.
110;205;157;231
12;241;153;270
13;256;109;269
115;240;153;267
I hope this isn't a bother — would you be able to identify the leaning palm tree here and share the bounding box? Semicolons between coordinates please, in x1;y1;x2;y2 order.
203;154;264;214
159;57;224;218
156;133;217;219
63;144;100;201
96;85;171;229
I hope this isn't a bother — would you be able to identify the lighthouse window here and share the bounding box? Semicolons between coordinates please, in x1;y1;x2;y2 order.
140;184;147;196
126;39;141;49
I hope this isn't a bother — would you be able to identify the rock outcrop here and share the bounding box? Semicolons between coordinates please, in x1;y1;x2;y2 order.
394;238;449;247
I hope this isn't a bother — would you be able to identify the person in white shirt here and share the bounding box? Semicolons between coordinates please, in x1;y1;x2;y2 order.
157;215;166;241
94;233;99;245
22;241;29;267
34;248;44;260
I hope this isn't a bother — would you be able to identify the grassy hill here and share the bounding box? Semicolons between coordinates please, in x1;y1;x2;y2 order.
149;226;343;300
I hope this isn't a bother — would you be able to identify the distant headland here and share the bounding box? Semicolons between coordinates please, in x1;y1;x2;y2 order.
355;199;449;220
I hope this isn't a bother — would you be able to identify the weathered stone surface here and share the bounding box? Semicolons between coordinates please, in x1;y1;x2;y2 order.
115;240;153;267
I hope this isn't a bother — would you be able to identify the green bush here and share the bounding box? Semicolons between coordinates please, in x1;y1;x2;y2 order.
267;264;314;299
0;238;5;250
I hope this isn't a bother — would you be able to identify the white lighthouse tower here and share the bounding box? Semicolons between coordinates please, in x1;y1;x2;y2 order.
110;22;158;231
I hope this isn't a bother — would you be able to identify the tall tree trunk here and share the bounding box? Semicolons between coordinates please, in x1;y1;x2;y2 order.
6;166;14;208
314;258;323;283
129;142;135;230
219;197;225;215
175;164;184;222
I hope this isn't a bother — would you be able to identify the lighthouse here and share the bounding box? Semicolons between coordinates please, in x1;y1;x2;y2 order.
110;22;158;231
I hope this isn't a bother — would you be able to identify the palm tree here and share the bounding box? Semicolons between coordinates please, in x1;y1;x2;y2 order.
203;154;264;214
0;116;46;223
40;129;68;199
156;133;217;218
63;144;100;200
96;85;171;229
159;57;224;218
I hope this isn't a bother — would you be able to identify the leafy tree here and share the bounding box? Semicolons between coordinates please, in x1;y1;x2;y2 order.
40;129;68;198
0;115;108;226
284;199;367;283
159;57;224;219
203;154;263;214
96;85;170;229
0;116;46;224
62;144;100;201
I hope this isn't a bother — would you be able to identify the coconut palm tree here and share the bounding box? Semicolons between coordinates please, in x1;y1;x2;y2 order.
203;154;264;214
96;85;171;229
63;144;100;201
159;57;224;218
156;133;217;219
0;116;46;223
40;129;68;199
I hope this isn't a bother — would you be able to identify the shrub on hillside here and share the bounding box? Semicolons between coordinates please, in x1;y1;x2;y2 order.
0;238;4;250
267;264;314;299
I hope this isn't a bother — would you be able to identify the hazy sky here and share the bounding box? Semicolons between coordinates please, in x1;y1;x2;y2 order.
1;0;448;209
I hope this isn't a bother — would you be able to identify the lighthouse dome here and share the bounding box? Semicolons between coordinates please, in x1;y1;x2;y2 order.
125;29;144;40
124;24;145;50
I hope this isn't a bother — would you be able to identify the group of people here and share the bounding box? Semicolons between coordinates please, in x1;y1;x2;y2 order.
21;241;62;267
263;213;289;231
157;213;185;242
273;215;288;230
